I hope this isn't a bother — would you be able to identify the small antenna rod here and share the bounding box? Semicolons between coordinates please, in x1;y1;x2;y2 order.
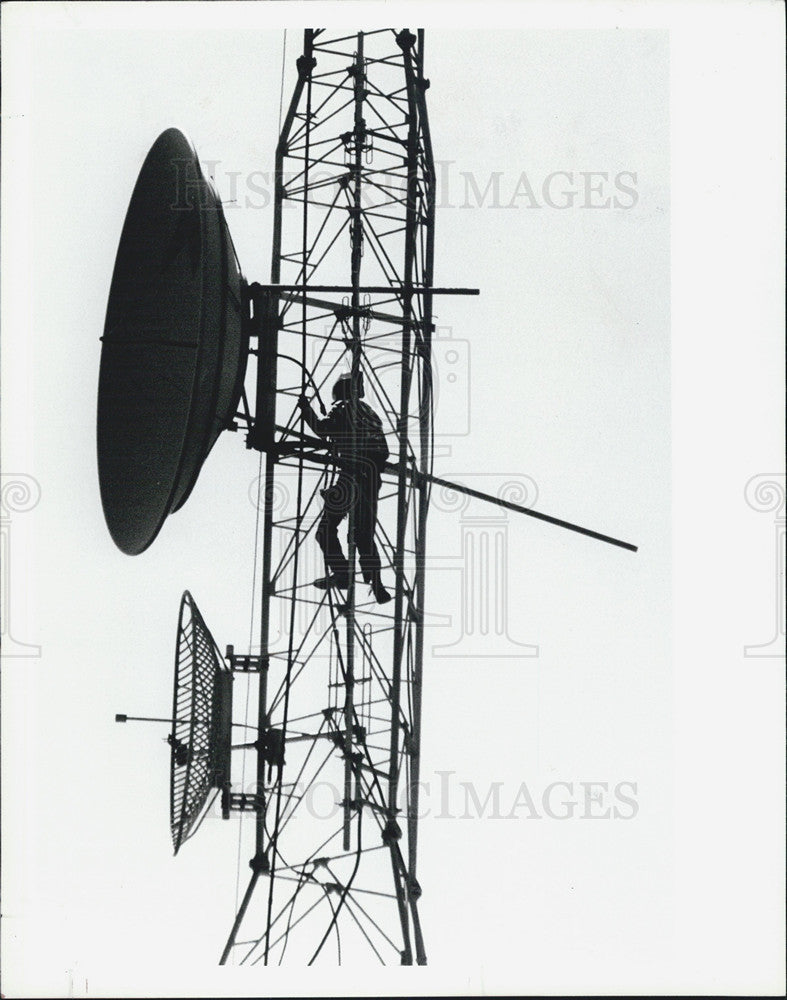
115;714;174;725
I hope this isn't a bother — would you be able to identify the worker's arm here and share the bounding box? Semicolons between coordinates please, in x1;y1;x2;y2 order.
298;395;340;437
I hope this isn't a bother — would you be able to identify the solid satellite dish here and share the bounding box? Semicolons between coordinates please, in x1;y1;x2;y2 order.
170;590;232;855
97;127;248;555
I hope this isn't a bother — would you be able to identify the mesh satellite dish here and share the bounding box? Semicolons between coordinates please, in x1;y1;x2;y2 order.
169;590;232;855
97;128;249;555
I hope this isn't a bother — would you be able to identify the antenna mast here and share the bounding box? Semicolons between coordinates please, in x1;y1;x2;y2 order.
222;28;436;965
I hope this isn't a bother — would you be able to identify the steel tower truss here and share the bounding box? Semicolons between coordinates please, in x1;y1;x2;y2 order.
222;28;437;966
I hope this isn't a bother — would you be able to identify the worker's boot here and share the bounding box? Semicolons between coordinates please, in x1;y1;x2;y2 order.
368;573;392;605
313;570;350;591
313;557;350;591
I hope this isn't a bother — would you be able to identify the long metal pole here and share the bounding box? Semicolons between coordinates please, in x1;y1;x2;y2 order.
219;32;314;967
422;473;639;552
343;31;365;852
261;30;316;966
275;439;637;552
384;27;427;968
253;38;313;867
405;29;433;966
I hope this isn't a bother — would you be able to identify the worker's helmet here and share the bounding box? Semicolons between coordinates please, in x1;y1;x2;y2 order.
332;372;364;401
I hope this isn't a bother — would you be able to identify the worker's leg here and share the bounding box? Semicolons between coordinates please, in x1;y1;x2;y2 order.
356;467;390;603
316;474;353;577
355;468;381;583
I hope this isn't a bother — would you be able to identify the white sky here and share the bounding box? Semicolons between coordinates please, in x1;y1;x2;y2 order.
1;1;784;997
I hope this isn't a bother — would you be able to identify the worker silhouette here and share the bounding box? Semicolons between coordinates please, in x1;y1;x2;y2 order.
299;373;392;604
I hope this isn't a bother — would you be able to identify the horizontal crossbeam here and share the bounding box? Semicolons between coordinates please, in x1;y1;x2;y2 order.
251;282;478;296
